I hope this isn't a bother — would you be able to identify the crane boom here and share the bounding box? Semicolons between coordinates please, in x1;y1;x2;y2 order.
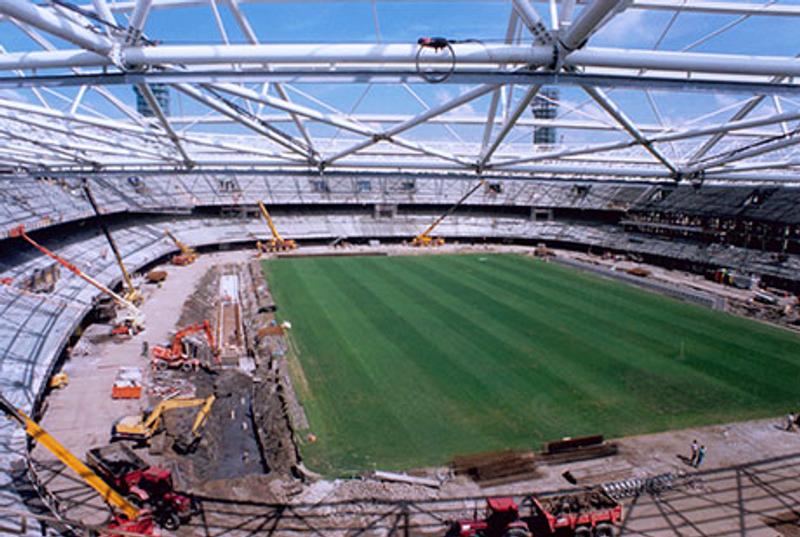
9;225;141;315
256;201;297;252
0;392;140;520
82;182;140;304
258;201;283;241
413;179;486;244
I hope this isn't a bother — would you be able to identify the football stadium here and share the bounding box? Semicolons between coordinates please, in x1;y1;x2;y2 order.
1;1;800;536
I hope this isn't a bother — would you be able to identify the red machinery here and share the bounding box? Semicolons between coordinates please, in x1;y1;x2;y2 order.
9;225;145;333
151;320;219;371
87;444;196;531
450;490;621;537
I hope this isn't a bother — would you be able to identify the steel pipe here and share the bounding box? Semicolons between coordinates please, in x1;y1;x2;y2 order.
0;0;112;56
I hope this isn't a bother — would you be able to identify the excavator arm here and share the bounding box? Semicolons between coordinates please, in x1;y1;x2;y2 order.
0;392;140;520
142;396;214;432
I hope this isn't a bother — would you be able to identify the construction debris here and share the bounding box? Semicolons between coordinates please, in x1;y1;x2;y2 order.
539;435;618;465
452;449;538;486
370;470;440;488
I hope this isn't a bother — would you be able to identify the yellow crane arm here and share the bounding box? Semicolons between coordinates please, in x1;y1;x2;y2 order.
258;201;284;241
143;397;210;431
190;395;216;435
164;229;195;257
416;179;486;239
0;393;139;520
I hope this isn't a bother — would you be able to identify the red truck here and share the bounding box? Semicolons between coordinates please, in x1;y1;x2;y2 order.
450;489;622;537
87;443;196;530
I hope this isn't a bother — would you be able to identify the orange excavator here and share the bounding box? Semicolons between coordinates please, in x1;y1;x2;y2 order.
9;225;145;334
151;320;220;371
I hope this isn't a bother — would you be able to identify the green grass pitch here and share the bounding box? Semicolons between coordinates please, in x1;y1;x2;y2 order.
262;254;800;475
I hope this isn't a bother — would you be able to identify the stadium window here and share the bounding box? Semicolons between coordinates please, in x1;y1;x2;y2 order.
400;180;416;192
572;184;590;197
311;179;330;193
487;182;503;194
218;177;240;192
356;180;371;193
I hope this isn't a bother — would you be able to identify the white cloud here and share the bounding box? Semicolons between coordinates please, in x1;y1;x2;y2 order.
0;89;28;103
592;10;650;47
435;87;476;115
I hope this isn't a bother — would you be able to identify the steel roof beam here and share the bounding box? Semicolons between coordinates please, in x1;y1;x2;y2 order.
492;106;800;169
223;0;315;152
322;82;500;166
2;70;797;97
126;0;154;44
25;156;800;183
582;85;678;174
0;0;112;55
76;0;800;18
5;45;800;80
135;83;194;167
480;84;542;167
173;83;314;161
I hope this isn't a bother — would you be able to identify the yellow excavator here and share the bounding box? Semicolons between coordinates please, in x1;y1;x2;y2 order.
0;392;153;534
111;395;216;452
164;229;198;266
257;201;297;253
411;178;486;247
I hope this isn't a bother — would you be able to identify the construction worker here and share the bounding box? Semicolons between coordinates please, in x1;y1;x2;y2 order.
694;445;706;468
690;439;699;465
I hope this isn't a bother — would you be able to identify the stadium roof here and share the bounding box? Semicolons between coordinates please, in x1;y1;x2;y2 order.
1;0;800;183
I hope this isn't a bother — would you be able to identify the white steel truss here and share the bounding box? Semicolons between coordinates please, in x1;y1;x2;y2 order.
0;0;798;184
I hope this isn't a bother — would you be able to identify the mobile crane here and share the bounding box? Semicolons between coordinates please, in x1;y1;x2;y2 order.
164;229;198;266
83;182;142;306
411;178;486;247
0;392;155;535
9;225;145;334
257;201;297;253
151;319;219;371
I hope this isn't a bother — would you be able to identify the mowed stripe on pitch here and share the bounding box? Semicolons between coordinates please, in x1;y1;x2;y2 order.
263;254;800;474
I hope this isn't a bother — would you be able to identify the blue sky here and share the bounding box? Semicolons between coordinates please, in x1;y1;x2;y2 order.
2;1;799;151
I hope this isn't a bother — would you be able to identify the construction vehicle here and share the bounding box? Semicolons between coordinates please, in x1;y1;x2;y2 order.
164;229;198;266
0;392;157;535
151;319;219;371
83;182;143;306
111;394;216;450
9;225;145;334
412;178;486;247
48;372;69;390
86;443;195;530
257;201;297;252
173;394;216;454
449;490;621;537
